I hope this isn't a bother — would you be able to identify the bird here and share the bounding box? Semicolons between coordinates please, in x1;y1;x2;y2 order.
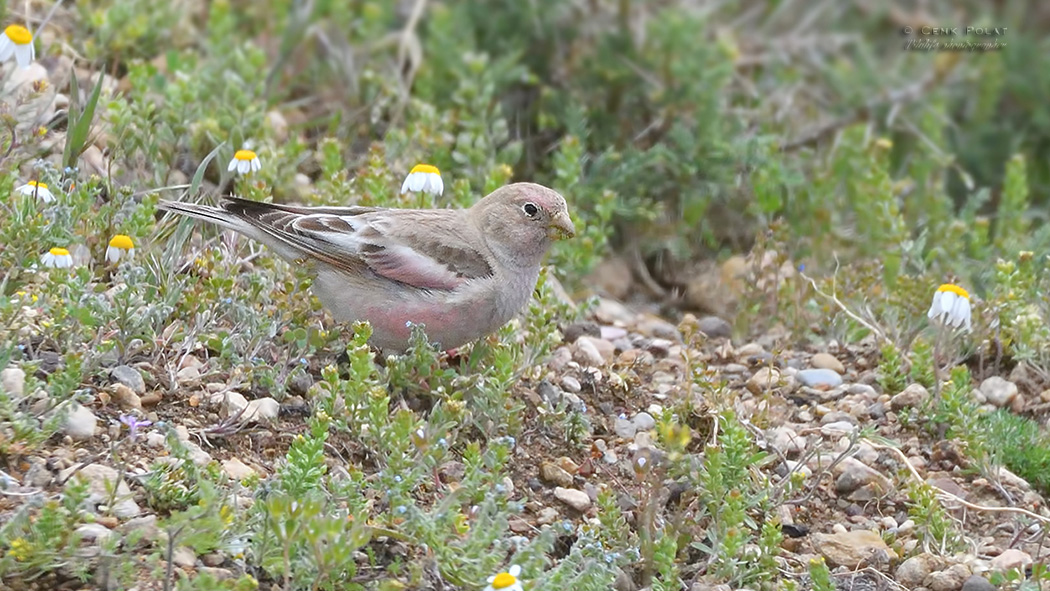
157;182;576;352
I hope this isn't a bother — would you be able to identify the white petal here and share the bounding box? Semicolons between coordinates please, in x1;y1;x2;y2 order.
14;44;32;68
426;174;444;196
927;291;943;319
400;176;412;194
939;291;957;319
127;248;135;259
38;188;54;203
403;172;425;193
238;160;251;174
41;252;54;267
106;246;119;263
250;157;261;172
508;565;521;577
0;37;14;62
227;157;238;172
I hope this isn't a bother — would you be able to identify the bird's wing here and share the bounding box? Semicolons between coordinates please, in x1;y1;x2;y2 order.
220;198;495;291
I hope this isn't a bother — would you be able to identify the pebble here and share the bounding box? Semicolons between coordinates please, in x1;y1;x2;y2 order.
632;412;656;432
834;458;892;494
111;384;142;410
961;575;996;591
927;564;972;591
535;507;559;525
614;417;637;439
172;546;197;568
979;376;1018;408
1;366;25;399
811;529;895;568
572;338;606;367
736;343;765;357
540;462;574;488
797;368;843;389
990;548;1032;572
176;365;201;383
768;427;806;457
697;316;731;338
562;322;600;343
560;376;581;393
222;458;257;481
110;365;146;394
895;553;937;587
243;397;280;423
811;353;845;373
820;421;856;437
59;463;141;517
76;523;117;544
553;487;592;512
600;326;628;341
63;402;98;440
746;367;782;394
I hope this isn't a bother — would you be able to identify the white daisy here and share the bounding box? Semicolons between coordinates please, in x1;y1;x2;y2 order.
15;180;54;203
927;283;972;332
0;24;34;69
483;565;522;591
400;164;443;196
105;235;135;263
228;149;262;175
41;247;73;269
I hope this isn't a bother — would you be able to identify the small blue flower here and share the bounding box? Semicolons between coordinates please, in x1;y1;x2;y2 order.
437;438;448;448
798;263;806;272
395;505;407;514
394;475;402;483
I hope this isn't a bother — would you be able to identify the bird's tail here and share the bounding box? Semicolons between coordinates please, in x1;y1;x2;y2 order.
157;200;251;233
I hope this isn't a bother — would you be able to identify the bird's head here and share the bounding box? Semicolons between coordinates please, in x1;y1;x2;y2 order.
472;182;576;268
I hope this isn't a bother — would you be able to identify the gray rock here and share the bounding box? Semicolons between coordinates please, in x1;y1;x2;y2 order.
241;397;279;423
895;554;936;588
798;368;843;389
63;403;98;440
578;336;614;362
540;462;574;487
961;575;996;591
172;546;197;568
554;487;591;511
560;376;581;393
563;322;600;343
980;376;1018;408
75;523;116;544
632;412;656;432
120;515;160;543
835;458;892;494
614;417;637;439
59;463;141;517
110;365;146;394
697;316;731;338
600;326;628;341
926;564;971;591
1;366;26;399
572;338;605;367
891;383;930;411
747;367;782;395
769;427;806;457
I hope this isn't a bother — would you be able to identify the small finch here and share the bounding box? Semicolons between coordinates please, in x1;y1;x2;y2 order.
158;183;575;352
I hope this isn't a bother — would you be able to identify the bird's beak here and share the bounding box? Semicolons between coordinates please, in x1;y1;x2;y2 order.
548;211;576;239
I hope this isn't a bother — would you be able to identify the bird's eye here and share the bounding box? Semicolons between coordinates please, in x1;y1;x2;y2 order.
523;202;539;217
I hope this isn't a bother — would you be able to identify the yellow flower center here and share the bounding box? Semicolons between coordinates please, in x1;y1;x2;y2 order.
937;283;969;300
410;164;440;175
109;234;134;250
5;25;31;46
27;180;47;189
49;247;69;256
234;149;258;161
491;573;517;589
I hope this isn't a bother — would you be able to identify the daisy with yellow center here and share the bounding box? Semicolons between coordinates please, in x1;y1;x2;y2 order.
0;25;34;69
483;565;522;591
106;234;135;263
228;149;262;175
927;283;972;332
15;180;54;203
400;164;443;197
41;247;73;269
